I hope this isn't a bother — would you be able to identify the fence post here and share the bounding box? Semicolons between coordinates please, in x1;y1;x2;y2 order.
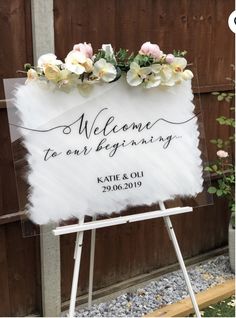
31;0;61;316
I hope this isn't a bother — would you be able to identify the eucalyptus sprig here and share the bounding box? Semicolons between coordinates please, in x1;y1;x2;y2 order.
173;50;187;57
115;48;135;71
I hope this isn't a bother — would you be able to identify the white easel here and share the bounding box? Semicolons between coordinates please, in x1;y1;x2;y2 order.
53;202;201;318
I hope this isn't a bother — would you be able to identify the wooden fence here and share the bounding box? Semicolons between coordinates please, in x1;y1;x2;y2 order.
0;0;234;316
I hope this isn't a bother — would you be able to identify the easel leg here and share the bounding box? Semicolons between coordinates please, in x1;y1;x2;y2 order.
159;201;201;318
69;217;85;318
88;216;96;309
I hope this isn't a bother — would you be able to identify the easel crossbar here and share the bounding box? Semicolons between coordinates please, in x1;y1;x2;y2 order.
53;206;192;236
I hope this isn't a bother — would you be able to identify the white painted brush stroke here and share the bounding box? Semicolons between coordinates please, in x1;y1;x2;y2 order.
14;79;203;224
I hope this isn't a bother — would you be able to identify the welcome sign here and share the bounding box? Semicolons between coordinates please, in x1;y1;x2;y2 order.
11;77;203;224
5;43;205;224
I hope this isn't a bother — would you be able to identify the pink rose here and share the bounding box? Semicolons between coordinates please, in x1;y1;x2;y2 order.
73;42;93;58
166;54;174;64
217;150;229;158
139;41;162;60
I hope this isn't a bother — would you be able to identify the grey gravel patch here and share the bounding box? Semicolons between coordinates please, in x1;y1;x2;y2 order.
71;255;234;317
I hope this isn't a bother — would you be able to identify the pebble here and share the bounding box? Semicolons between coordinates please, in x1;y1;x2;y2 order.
72;255;234;317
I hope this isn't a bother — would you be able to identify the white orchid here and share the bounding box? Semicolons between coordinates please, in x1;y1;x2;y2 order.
158;65;175;86
144;73;161;88
171;57;187;73
182;69;194;80
127;62;151;86
26;69;38;84
93;58;116;82
37;53;62;70
64;51;87;75
169;57;190;84
151;64;162;74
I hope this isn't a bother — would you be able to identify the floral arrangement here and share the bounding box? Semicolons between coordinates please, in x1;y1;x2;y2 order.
25;42;193;91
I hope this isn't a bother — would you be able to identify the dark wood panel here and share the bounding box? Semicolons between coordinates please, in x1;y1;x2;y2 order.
0;227;11;316
0;222;41;316
0;0;33;216
0;109;19;216
54;0;234;89
0;1;41;317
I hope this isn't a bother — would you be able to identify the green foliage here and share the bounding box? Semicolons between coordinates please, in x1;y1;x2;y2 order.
24;63;32;71
190;296;235;317
93;49;116;65
115;48;135;71
212;91;235;103
205;70;235;227
133;53;154;67
173;50;187;57
216;116;235;127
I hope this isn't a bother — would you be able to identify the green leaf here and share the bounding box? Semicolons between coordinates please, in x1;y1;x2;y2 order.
212;165;218;171
173;49;187;57
210;139;217;144
208;187;217;194
24;63;32;71
217;95;224;101
216;117;226;125
204;167;213;172
216;189;223;196
212;92;220;95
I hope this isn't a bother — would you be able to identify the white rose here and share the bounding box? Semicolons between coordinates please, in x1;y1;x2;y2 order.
38;53;62;69
64;51;87;75
216;150;229;158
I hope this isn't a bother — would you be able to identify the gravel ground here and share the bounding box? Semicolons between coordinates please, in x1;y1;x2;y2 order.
73;255;234;317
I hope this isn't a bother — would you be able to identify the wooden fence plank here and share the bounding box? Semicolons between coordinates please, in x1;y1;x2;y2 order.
54;0;234;89
0;227;11;316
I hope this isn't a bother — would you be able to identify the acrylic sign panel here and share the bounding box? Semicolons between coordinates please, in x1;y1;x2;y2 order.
12;79;203;224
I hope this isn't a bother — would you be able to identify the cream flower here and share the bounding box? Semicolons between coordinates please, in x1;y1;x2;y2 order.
83;58;93;73
159;58;188;86
26;69;38;83
159;65;175;86
38;53;62;70
93;58;116;82
171;57;187;73
65;51;87;75
144;73;161;88
44;64;61;81
58;69;70;81
127;62;151;86
151;64;162;74
182;69;194;80
217;150;229;158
